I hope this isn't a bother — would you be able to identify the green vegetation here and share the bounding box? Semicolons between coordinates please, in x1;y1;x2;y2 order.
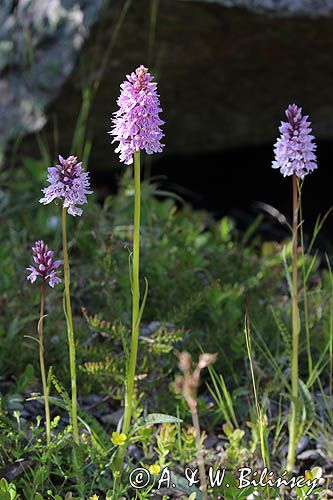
0;153;332;497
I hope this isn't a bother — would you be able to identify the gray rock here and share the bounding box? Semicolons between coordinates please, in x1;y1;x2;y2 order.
180;0;333;17
5;1;333;163
100;408;124;426
0;0;111;157
296;435;310;454
297;449;321;461
283;435;309;455
204;434;219;448
83;1;333;163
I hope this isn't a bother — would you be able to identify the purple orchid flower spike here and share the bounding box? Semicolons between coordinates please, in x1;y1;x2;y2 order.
27;240;62;288
272;103;317;179
40;155;92;216
109;65;164;165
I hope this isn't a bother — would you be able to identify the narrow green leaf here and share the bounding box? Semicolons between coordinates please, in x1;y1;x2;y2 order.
136;277;149;329
133;413;182;432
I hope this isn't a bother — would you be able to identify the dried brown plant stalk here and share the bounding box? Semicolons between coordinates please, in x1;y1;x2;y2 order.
175;351;217;500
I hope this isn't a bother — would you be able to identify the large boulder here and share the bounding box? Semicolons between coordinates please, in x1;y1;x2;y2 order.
5;0;333;172
0;0;113;159
181;0;333;16
69;0;333;166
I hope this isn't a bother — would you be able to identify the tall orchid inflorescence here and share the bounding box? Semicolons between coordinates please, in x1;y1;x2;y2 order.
40;155;92;216
272;103;317;178
109;65;164;165
110;65;164;476
27;240;62;288
27;240;62;445
40;154;92;445
273;103;317;473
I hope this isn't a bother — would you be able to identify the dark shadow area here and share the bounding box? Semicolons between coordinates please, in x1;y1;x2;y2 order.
91;139;333;247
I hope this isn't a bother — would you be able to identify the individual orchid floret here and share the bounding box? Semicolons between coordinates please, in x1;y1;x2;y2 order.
110;65;164;165
27;240;62;288
40;155;92;216
272;104;317;178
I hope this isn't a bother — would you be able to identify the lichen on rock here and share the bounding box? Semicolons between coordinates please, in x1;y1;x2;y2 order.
181;0;333;16
0;0;109;159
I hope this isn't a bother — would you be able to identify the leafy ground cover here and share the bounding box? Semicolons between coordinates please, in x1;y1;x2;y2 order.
0;154;332;498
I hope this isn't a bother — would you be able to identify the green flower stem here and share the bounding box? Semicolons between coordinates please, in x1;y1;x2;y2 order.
287;173;300;473
115;150;141;474
62;206;79;444
38;280;51;445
